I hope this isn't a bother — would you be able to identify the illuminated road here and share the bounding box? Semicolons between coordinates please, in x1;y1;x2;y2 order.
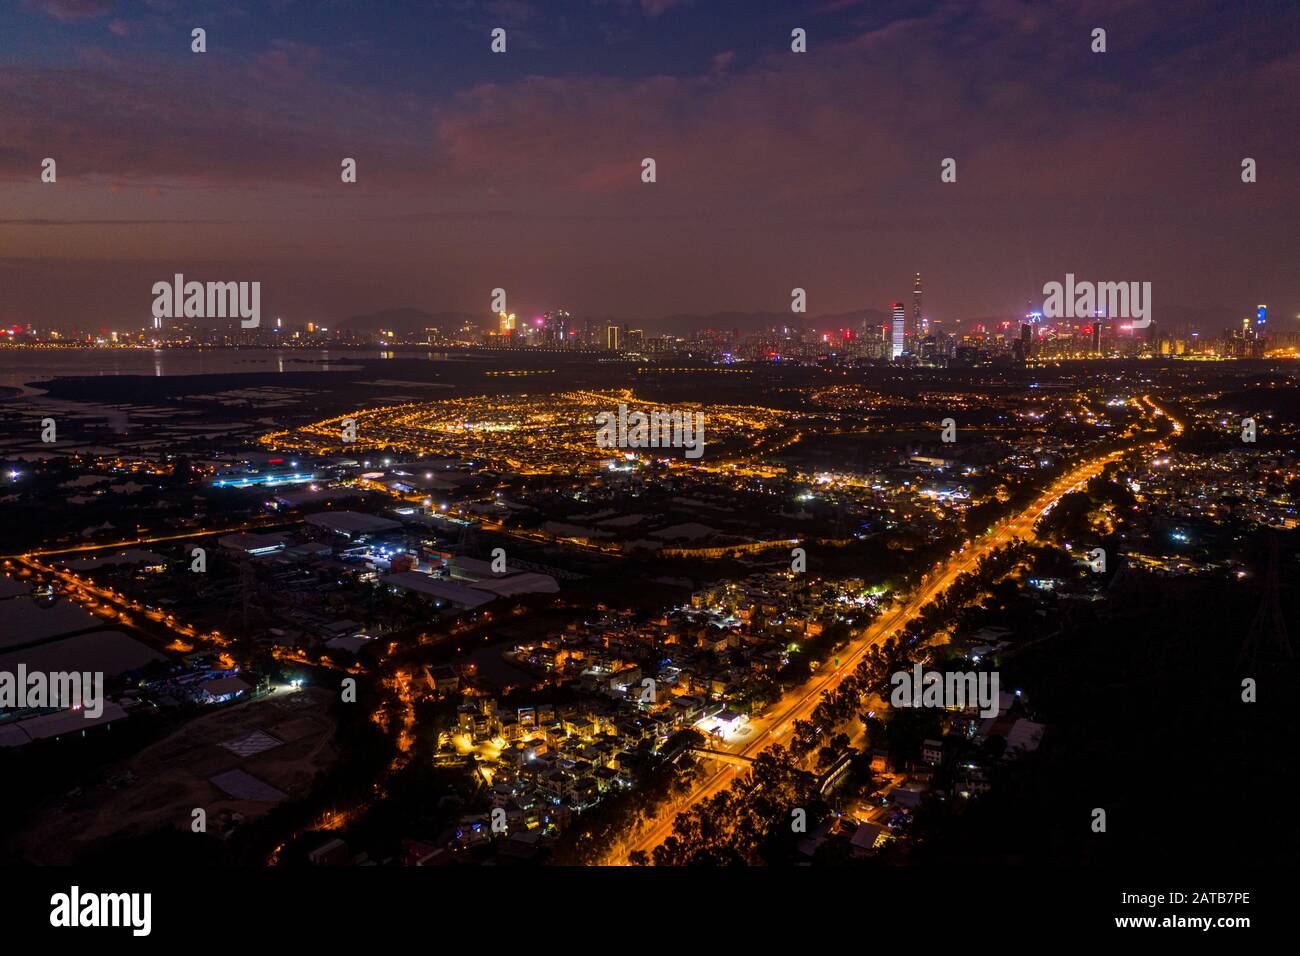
6;515;294;560
615;399;1174;863
7;554;231;652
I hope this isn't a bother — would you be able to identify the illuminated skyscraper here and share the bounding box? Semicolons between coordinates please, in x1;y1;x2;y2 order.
912;272;924;338
543;309;571;346
891;302;905;359
606;324;620;351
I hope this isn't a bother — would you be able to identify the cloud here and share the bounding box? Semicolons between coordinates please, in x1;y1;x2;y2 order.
23;0;113;21
640;0;687;15
248;39;326;85
2;0;1299;324
3;0;1297;216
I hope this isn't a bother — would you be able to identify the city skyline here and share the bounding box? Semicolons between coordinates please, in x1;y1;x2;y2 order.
0;275;1287;343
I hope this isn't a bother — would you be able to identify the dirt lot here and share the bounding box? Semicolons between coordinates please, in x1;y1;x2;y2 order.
16;686;338;864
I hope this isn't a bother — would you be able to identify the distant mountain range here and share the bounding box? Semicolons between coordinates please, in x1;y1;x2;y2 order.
339;307;894;336
340;304;1251;336
651;310;892;335
338;308;479;334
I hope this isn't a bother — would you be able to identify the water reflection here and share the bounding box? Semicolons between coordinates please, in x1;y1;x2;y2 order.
0;348;371;389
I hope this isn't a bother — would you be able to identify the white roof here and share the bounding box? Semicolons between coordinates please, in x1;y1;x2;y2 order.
0;597;101;648
850;822;887;850
0;723;33;748
7;701;129;742
1005;718;1047;755
384;572;494;608
449;556;497;578
200;676;252;696
0;630;164;678
468;573;559;597
305;511;401;534
218;532;287;552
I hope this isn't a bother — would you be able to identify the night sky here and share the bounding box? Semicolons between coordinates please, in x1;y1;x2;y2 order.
2;0;1298;331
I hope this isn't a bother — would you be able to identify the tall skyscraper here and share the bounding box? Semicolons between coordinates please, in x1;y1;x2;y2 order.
891;302;906;359
606;324;620;351
543;309;571;346
912;272;923;339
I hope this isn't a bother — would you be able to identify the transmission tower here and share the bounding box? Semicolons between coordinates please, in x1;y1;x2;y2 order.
457;520;481;557
1239;534;1294;674
224;558;267;638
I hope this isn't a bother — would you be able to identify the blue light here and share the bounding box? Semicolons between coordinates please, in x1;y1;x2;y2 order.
212;472;319;488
